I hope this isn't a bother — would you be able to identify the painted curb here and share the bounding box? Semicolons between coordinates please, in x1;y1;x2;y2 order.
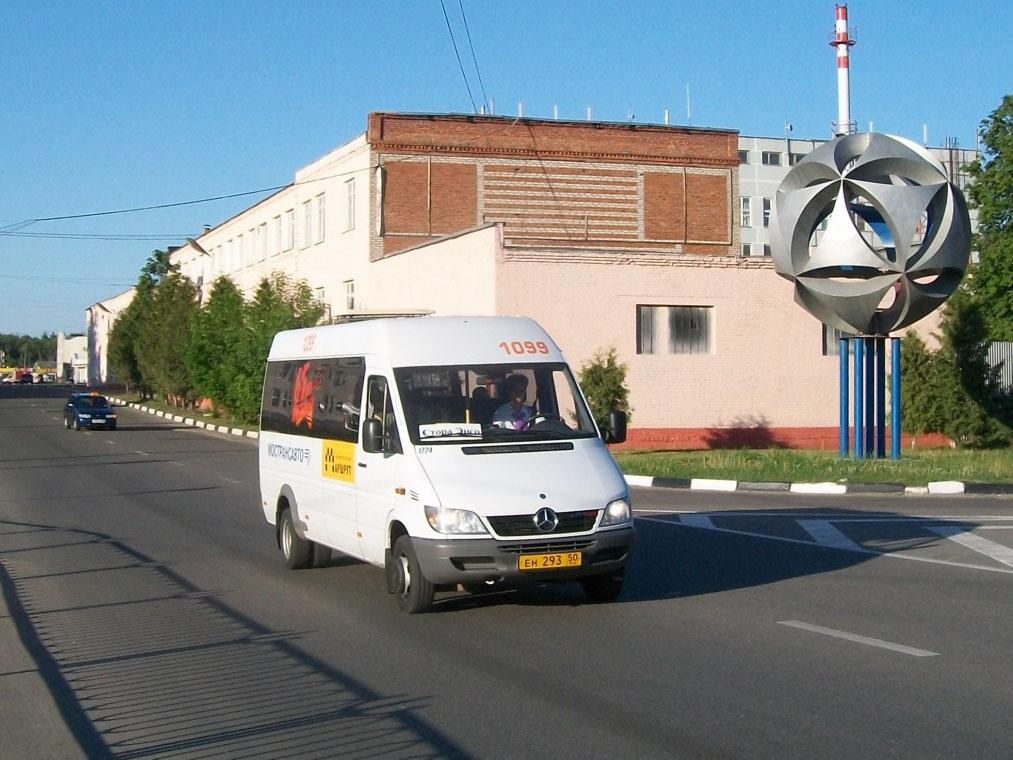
928;481;966;494
108;397;259;440
622;473;1004;497
790;482;849;495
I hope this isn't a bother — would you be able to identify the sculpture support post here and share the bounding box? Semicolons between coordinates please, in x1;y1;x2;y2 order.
854;338;864;458
891;337;901;459
864;337;875;457
875;337;886;457
839;338;849;458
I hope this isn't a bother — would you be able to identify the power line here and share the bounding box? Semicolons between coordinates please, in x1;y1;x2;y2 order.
1;116;545;241
457;0;489;111
27;185;288;223
0;274;135;287
439;0;478;113
2;231;198;241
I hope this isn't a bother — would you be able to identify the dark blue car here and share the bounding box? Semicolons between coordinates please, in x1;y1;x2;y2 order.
64;393;117;431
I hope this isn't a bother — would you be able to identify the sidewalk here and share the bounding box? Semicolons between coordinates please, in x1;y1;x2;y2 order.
0;568;90;759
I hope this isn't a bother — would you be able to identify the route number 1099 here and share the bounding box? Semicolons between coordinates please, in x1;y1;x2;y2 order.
499;340;550;355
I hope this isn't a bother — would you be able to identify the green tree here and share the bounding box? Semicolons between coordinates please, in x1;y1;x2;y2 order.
186;272;324;424
577;347;631;431
966;94;1013;340
899;330;945;440
937;288;1010;447
108;249;174;398
136;270;198;404
187;276;247;412
225;273;325;423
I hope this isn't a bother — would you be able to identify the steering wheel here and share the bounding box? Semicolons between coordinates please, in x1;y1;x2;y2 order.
523;413;562;430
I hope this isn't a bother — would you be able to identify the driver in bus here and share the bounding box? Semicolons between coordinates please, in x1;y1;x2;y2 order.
492;373;535;430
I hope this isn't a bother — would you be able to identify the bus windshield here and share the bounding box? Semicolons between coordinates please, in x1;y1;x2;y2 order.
394;363;598;445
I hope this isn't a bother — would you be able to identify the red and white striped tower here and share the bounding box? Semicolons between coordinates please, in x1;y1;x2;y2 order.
831;4;856;135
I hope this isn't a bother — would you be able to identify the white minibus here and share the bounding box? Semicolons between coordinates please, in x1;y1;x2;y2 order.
258;315;634;612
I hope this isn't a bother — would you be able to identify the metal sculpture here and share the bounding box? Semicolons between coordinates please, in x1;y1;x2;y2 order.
771;132;971;336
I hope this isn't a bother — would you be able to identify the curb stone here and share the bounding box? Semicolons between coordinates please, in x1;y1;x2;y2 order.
624;474;1013;497
107;397;259;441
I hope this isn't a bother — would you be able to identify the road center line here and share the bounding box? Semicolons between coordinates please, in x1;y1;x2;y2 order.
778;620;939;657
798;519;864;552
928;526;1013;568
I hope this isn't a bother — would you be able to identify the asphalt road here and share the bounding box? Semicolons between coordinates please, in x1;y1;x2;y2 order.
2;385;1012;759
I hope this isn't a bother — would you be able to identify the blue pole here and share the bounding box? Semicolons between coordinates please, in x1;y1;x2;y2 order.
839;338;849;458
854;338;864;458
891;337;901;459
876;337;886;458
864;337;875;457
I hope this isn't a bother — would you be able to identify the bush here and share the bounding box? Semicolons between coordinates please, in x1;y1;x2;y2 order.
578;347;631;430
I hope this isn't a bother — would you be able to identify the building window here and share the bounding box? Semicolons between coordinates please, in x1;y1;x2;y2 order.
761;151;781;166
738;150;749;164
763;244;772;256
302;201;312;248
741;243;752;257
258;223;267;261
284;209;295;250
272;215;281;255
823;325;856;356
344;280;355;311
762;197;772;228
789;152;806;165
740;197;751;227
315;194;325;243
637;305;713;355
345;179;356;231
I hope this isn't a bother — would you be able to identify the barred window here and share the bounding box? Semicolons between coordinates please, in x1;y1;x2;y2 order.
637;305;713;355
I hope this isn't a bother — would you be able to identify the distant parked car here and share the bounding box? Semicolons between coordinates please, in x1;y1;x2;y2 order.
19;373;33;384
64;392;117;431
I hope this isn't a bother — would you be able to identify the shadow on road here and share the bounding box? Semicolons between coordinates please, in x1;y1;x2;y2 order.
0;519;472;759
423;507;984;611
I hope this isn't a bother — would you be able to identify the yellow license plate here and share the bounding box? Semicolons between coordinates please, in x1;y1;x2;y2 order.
518;551;582;571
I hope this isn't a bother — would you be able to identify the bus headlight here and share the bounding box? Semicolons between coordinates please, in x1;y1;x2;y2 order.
425;506;489;534
601;498;632;526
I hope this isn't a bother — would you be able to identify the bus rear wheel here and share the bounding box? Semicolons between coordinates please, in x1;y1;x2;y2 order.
279;508;312;569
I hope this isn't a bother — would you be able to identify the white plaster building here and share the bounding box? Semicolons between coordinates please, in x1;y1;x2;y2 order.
87;288;135;385
56;332;88;384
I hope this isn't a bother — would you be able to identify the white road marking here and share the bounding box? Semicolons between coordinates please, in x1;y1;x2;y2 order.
679;513;715;529
636;515;1013;574
929;526;1013;568
799;519;864;552
778;620;939;657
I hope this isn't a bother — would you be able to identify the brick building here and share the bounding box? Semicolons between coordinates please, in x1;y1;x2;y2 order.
94;112;950;448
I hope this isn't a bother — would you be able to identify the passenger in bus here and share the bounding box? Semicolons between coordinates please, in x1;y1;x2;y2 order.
492;374;535;430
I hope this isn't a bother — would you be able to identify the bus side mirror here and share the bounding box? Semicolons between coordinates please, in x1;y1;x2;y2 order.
603;409;627;444
362;418;383;453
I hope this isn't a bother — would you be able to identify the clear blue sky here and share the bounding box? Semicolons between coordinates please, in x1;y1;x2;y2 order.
1;0;1008;337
